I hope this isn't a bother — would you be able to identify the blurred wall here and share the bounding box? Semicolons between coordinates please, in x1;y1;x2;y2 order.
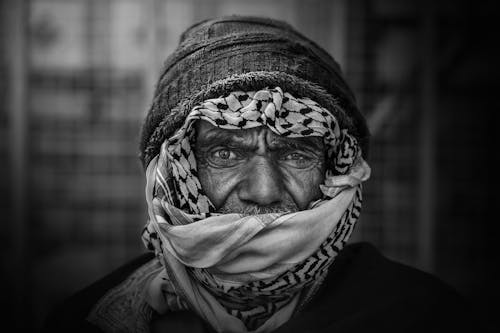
1;0;497;331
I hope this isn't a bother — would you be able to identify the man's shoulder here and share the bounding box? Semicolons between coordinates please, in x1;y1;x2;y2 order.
330;242;469;308
42;252;155;333
277;242;482;333
335;242;457;296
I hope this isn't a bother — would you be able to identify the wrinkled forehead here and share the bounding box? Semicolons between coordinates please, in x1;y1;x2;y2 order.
194;120;325;151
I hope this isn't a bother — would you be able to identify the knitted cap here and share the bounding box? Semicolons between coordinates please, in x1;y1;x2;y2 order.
140;15;369;168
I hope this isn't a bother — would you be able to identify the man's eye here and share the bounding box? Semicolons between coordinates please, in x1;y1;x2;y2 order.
207;148;242;167
215;149;236;160
285;153;305;160
281;152;316;169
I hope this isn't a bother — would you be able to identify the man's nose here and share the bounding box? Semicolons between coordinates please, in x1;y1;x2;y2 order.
237;157;283;206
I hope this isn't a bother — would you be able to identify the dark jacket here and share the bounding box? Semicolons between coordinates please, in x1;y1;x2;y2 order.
42;242;485;333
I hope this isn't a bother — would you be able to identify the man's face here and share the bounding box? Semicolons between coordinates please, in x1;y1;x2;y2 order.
194;120;326;214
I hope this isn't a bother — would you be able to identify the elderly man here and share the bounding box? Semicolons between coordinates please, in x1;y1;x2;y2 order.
44;16;480;333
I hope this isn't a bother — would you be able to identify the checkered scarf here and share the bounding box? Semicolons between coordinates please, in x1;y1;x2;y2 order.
142;87;371;332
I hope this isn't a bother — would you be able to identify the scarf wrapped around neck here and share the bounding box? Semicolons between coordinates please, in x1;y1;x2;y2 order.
140;87;370;332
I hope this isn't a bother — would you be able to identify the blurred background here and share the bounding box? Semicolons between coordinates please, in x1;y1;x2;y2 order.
1;0;498;331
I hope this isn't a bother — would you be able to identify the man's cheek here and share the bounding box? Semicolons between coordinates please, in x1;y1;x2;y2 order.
198;167;238;209
305;166;325;198
284;166;325;209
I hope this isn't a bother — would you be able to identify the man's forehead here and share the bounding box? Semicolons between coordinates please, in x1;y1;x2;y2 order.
194;120;324;149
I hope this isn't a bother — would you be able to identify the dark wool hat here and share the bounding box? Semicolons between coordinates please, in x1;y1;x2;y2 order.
140;15;369;168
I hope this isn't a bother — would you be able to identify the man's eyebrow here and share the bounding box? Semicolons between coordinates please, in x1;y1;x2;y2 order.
196;128;246;146
196;127;324;151
270;136;324;152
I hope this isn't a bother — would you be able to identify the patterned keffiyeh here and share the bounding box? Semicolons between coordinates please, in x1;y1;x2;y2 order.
140;87;371;332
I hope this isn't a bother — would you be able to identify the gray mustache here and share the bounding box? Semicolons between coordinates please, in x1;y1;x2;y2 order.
217;202;298;215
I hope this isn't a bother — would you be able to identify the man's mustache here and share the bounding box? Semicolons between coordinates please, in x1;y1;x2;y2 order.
216;200;299;215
